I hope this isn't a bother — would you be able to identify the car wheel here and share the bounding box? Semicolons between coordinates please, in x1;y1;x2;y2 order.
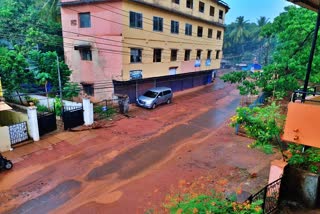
166;99;171;104
152;103;156;109
4;161;13;170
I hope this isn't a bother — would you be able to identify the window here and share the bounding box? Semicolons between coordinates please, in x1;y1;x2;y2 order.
153;16;163;32
219;10;224;19
130;11;143;28
82;84;94;96
199;2;205;13
79;12;91;28
196;50;202;59
216;50;220;59
207;50;212;59
163;90;171;95
153;49;162;62
184;49;191;61
208;28;213;38
217;30;222;40
171;49;178;61
210;6;215;16
171;20;179;34
185;23;192;36
79;48;92;61
172;0;179;4
197;26;203;37
130;48;142;63
186;0;193;9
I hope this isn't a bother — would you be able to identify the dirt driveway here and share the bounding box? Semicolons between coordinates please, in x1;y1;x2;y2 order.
0;73;280;213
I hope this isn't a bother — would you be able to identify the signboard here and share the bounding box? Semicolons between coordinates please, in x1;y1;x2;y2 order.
130;70;143;80
194;59;201;67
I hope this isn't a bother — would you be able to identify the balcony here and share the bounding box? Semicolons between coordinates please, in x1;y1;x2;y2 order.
282;88;320;148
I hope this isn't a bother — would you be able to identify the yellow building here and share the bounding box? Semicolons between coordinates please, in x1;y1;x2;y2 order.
61;0;229;101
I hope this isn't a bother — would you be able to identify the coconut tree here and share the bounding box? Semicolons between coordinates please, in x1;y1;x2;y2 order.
40;0;61;22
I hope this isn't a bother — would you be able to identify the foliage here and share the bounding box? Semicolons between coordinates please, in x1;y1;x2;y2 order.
230;103;284;154
24;96;39;106
94;105;116;119
165;191;263;214
224;16;271;65
54;96;62;116
0;48;30;94
28;50;72;92
223;6;320;99
221;71;259;95
63;82;81;100
0;0;62;53
288;144;320;174
36;104;49;112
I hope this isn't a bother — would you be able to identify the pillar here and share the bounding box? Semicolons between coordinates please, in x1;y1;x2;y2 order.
83;98;94;125
268;159;287;183
27;106;39;141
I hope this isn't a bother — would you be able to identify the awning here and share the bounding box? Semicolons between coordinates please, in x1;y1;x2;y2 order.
0;102;12;111
74;44;91;50
287;0;320;12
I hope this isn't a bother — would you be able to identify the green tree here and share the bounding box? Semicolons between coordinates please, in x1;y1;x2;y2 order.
0;48;30;103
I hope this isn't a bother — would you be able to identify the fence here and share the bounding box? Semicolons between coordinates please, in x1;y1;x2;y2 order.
248;177;282;214
114;70;215;103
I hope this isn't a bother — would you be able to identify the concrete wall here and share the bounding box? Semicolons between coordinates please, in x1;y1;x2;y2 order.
0;110;28;126
28;95;82;108
0;126;11;152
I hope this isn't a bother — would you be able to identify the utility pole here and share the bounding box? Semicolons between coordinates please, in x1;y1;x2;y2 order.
56;54;63;101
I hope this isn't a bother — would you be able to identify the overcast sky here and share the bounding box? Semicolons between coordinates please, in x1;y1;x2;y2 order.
225;0;294;24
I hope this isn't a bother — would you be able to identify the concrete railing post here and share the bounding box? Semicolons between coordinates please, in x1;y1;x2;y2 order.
27;106;40;141
83;98;94;125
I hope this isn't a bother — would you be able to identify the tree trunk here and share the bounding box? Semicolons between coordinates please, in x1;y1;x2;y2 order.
16;90;23;105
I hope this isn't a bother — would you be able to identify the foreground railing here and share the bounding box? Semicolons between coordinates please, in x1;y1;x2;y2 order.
248;177;282;214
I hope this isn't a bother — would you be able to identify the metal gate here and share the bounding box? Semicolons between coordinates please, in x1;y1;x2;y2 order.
62;106;84;130
8;122;29;145
37;111;57;136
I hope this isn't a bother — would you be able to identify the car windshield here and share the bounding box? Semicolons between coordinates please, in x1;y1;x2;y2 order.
143;90;158;98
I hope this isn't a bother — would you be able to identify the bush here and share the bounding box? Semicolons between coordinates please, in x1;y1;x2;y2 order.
36;104;49;112
54;97;62;116
230;103;284;154
288;144;320;174
25;95;39;106
94;105;116;119
165;191;263;214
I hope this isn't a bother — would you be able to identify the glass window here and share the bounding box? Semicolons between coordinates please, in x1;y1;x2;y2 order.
207;50;212;59
186;0;193;9
153;49;162;62
210;6;215;16
199;2;205;13
153;16;163;32
172;0;179;4
219;10;224;19
144;90;158;98
171;49;178;61
197;26;203;37
217;30;222;40
196;50;202;59
216;50;220;59
208;28;213;38
79;12;91;28
82;84;94;96
130;48;142;63
185;23;192;36
79;48;92;61
171;20;179;34
130;11;143;28
184;49;191;61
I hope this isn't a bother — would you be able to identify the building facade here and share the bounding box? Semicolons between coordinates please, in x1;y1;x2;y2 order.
60;0;229;100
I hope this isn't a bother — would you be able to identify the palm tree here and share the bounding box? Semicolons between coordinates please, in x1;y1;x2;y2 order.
230;16;249;44
40;0;61;22
257;16;270;28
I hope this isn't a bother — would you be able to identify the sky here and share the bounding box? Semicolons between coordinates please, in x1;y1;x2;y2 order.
225;0;294;24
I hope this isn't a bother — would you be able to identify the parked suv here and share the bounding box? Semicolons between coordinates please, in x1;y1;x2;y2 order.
136;87;173;109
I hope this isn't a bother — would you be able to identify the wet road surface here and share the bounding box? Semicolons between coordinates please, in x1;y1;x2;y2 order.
0;73;260;214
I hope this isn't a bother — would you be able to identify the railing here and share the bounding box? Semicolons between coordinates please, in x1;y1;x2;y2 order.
291;85;320;103
248;177;282;214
